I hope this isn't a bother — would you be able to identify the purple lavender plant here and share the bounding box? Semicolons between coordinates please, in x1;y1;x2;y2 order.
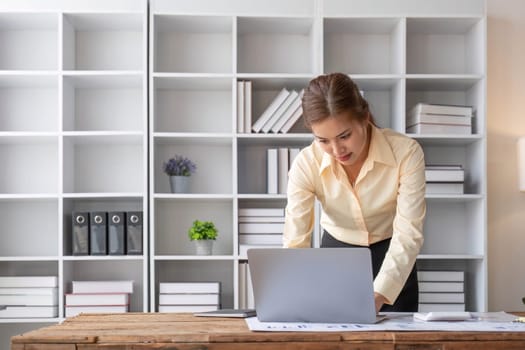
163;155;197;176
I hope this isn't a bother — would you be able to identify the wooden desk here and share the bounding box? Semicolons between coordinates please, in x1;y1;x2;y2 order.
11;312;525;350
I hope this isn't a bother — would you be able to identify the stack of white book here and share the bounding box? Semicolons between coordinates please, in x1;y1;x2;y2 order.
238;208;285;257
406;103;473;135
425;165;465;194
238;262;254;309
267;147;301;194
0;276;58;318
158;282;220;313
237;80;252;133
65;280;133;317
252;87;304;134
418;270;465;312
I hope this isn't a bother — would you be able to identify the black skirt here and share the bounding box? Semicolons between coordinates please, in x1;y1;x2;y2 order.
321;231;419;312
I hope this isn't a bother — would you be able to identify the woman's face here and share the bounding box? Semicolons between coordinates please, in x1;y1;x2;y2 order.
310;112;370;167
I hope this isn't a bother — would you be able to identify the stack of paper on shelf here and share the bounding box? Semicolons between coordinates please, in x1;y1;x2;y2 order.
267;147;301;194
158;282;220;313
418;270;465;312
0;276;58;318
65;280;133;317
238;207;285;257
425;165;465;194
252;88;304;134
238;262;254;309
406;103;473;135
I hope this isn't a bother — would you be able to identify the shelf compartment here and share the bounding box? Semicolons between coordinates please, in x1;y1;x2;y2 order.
406;17;485;75
153;259;234;310
62;135;144;194
62;74;144;132
0;198;58;257
237;138;311;194
0;136;58;194
416;258;486;311
323;18;404;75
62;197;144;257
0;260;58;280
153;15;233;74
247;77;312;134
420;139;484;195
0;13;58;70
153;137;233;194
420;199;484;256
63;260;145;312
406;76;485;135
237;17;314;74
153;76;232;133
153;198;233;256
352;76;404;131
62;13;144;71
0;74;58;132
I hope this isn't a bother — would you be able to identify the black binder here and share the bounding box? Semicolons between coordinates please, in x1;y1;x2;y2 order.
72;212;90;255
126;211;143;255
108;211;126;255
90;212;108;255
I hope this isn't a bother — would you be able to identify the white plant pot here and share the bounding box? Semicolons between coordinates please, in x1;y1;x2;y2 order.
194;240;214;255
169;176;190;193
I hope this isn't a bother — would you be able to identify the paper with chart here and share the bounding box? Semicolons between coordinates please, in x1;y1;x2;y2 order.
245;312;525;332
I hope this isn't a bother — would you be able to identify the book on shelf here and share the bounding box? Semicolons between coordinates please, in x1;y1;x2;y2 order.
244;80;252;133
65;293;130;306
238;262;247;309
71;280;134;294
407;112;472;127
238;222;284;234
0;306;58;318
238;244;281;258
425;182;464;195
0;292;58;306
425;168;464;182
419;292;465;304
237;80;244;133
406;123;471;135
419;282;464;293
0;276;58;288
238;262;255;309
418;303;466;312
238;215;285;223
238;234;283;245
271;89;304;133
278;147;289;194
261;90;299;133
252;88;289;133
279;104;303;134
159;282;220;295
159;304;219;313
417;270;464;282
0;287;58;295
159;293;220;306
65;305;129;318
289;148;301;167
238;208;284;217
409;103;473;117
267;148;278;194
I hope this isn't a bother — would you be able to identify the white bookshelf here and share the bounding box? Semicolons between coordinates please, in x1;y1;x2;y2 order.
0;1;148;348
150;0;486;314
0;0;486;346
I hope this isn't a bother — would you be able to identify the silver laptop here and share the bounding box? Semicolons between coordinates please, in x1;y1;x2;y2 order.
247;247;379;324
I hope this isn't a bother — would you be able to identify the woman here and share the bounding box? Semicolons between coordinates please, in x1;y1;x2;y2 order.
283;73;426;312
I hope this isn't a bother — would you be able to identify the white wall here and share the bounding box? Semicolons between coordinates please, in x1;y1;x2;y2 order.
487;0;525;311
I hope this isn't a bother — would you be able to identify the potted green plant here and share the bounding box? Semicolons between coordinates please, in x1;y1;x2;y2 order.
163;155;197;193
188;220;218;255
